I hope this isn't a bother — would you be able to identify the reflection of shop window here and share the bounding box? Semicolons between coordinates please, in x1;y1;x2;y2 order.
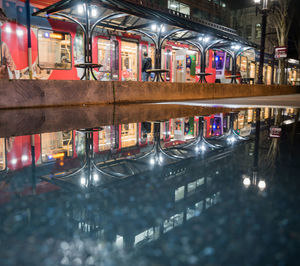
168;0;190;15
121;123;137;148
41;131;73;163
0;139;5;170
255;24;261;39
38;29;72;69
175;186;185;201
99;127;113;151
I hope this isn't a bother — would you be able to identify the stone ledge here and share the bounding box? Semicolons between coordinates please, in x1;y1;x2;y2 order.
0;80;299;109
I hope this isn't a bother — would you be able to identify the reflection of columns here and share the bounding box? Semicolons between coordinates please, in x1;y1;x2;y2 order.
253;109;261;172
31;135;36;194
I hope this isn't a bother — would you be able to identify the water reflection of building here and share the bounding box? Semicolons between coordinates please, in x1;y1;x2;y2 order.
0;108;298;175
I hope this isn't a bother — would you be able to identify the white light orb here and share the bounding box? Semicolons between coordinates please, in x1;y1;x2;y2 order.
243;177;251;187
258;180;266;190
77;5;84;14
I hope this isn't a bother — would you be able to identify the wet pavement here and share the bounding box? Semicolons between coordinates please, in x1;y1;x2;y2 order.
162;94;300;108
0;105;299;266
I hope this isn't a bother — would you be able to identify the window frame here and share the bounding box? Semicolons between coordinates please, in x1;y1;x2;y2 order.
37;28;73;70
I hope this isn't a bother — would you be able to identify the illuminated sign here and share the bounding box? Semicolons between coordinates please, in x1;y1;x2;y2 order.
50;33;63;40
275;46;287;59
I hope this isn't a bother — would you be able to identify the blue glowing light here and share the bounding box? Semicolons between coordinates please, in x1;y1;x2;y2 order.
44;32;50;38
215;56;219;62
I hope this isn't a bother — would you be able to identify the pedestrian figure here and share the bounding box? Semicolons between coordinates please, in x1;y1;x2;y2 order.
142;52;152;81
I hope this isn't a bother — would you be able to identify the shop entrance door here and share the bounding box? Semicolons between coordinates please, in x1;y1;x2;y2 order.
121;41;138;81
174;49;187;82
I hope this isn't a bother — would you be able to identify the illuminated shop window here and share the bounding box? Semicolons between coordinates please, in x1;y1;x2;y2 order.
0;139;5;170
98;38;111;80
121;123;137;148
121;41;138;81
38;29;72;69
41;131;73;163
168;0;190;15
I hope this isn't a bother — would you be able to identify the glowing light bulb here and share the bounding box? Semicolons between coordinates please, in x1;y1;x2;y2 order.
5;26;12;33
150;158;155;165
77;5;84;14
16;29;23;37
151;24;157;31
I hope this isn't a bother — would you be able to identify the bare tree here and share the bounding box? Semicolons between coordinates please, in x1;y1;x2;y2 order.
269;0;294;84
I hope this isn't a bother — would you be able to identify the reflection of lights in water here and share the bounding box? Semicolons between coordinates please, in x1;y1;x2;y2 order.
227;136;236;144
195;145;206;152
243;177;251;187
21;155;28;162
80;177;86;187
150;158;155;165
91;7;97;17
159;155;163;163
93;174;99;182
258;180;266;190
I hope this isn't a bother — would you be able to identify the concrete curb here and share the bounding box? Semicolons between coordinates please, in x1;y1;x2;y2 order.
0;80;299;109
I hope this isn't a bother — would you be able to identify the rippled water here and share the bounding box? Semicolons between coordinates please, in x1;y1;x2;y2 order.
0;106;299;266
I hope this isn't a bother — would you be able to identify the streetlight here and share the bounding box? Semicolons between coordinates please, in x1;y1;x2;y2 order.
254;0;270;84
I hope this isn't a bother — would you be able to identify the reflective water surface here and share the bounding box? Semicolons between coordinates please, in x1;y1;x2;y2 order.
0;107;299;266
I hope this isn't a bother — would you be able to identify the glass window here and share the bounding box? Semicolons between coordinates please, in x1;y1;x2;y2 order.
246;25;252;39
38;29;72;69
255;24;261;39
97;38;111;81
121;41;138;81
168;0;190;15
41;131;73;163
0;138;5;170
